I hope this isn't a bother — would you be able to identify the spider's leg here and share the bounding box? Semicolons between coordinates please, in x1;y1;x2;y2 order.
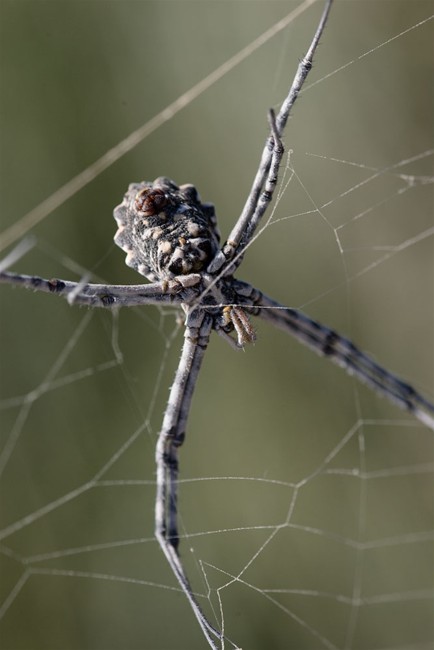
248;285;434;430
217;108;285;277
241;108;284;250
208;0;333;275
154;308;221;647
0;271;195;308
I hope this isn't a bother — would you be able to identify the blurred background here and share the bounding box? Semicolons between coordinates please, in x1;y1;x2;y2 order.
0;1;433;648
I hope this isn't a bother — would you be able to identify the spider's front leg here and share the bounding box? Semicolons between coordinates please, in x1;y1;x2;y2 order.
235;279;434;431
154;307;221;647
155;306;211;550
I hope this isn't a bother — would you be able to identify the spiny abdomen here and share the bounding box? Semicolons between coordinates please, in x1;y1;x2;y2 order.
113;177;220;282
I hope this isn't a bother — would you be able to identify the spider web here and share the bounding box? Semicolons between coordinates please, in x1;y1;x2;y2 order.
1;2;433;649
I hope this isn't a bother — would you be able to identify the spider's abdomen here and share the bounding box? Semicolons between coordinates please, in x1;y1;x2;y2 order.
113;177;220;282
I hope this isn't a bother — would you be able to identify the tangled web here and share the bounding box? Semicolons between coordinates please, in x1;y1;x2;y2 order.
0;2;433;649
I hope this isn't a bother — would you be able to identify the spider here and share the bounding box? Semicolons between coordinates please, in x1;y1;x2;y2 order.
1;1;433;647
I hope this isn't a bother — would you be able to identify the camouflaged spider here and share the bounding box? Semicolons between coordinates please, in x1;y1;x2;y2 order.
1;1;433;647
114;177;257;348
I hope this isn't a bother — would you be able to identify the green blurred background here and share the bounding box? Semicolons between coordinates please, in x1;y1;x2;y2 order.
0;1;433;649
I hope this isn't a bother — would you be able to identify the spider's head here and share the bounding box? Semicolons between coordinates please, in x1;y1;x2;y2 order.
113;178;220;282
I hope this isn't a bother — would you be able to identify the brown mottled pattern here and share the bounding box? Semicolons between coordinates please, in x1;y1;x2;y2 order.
114;177;220;281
